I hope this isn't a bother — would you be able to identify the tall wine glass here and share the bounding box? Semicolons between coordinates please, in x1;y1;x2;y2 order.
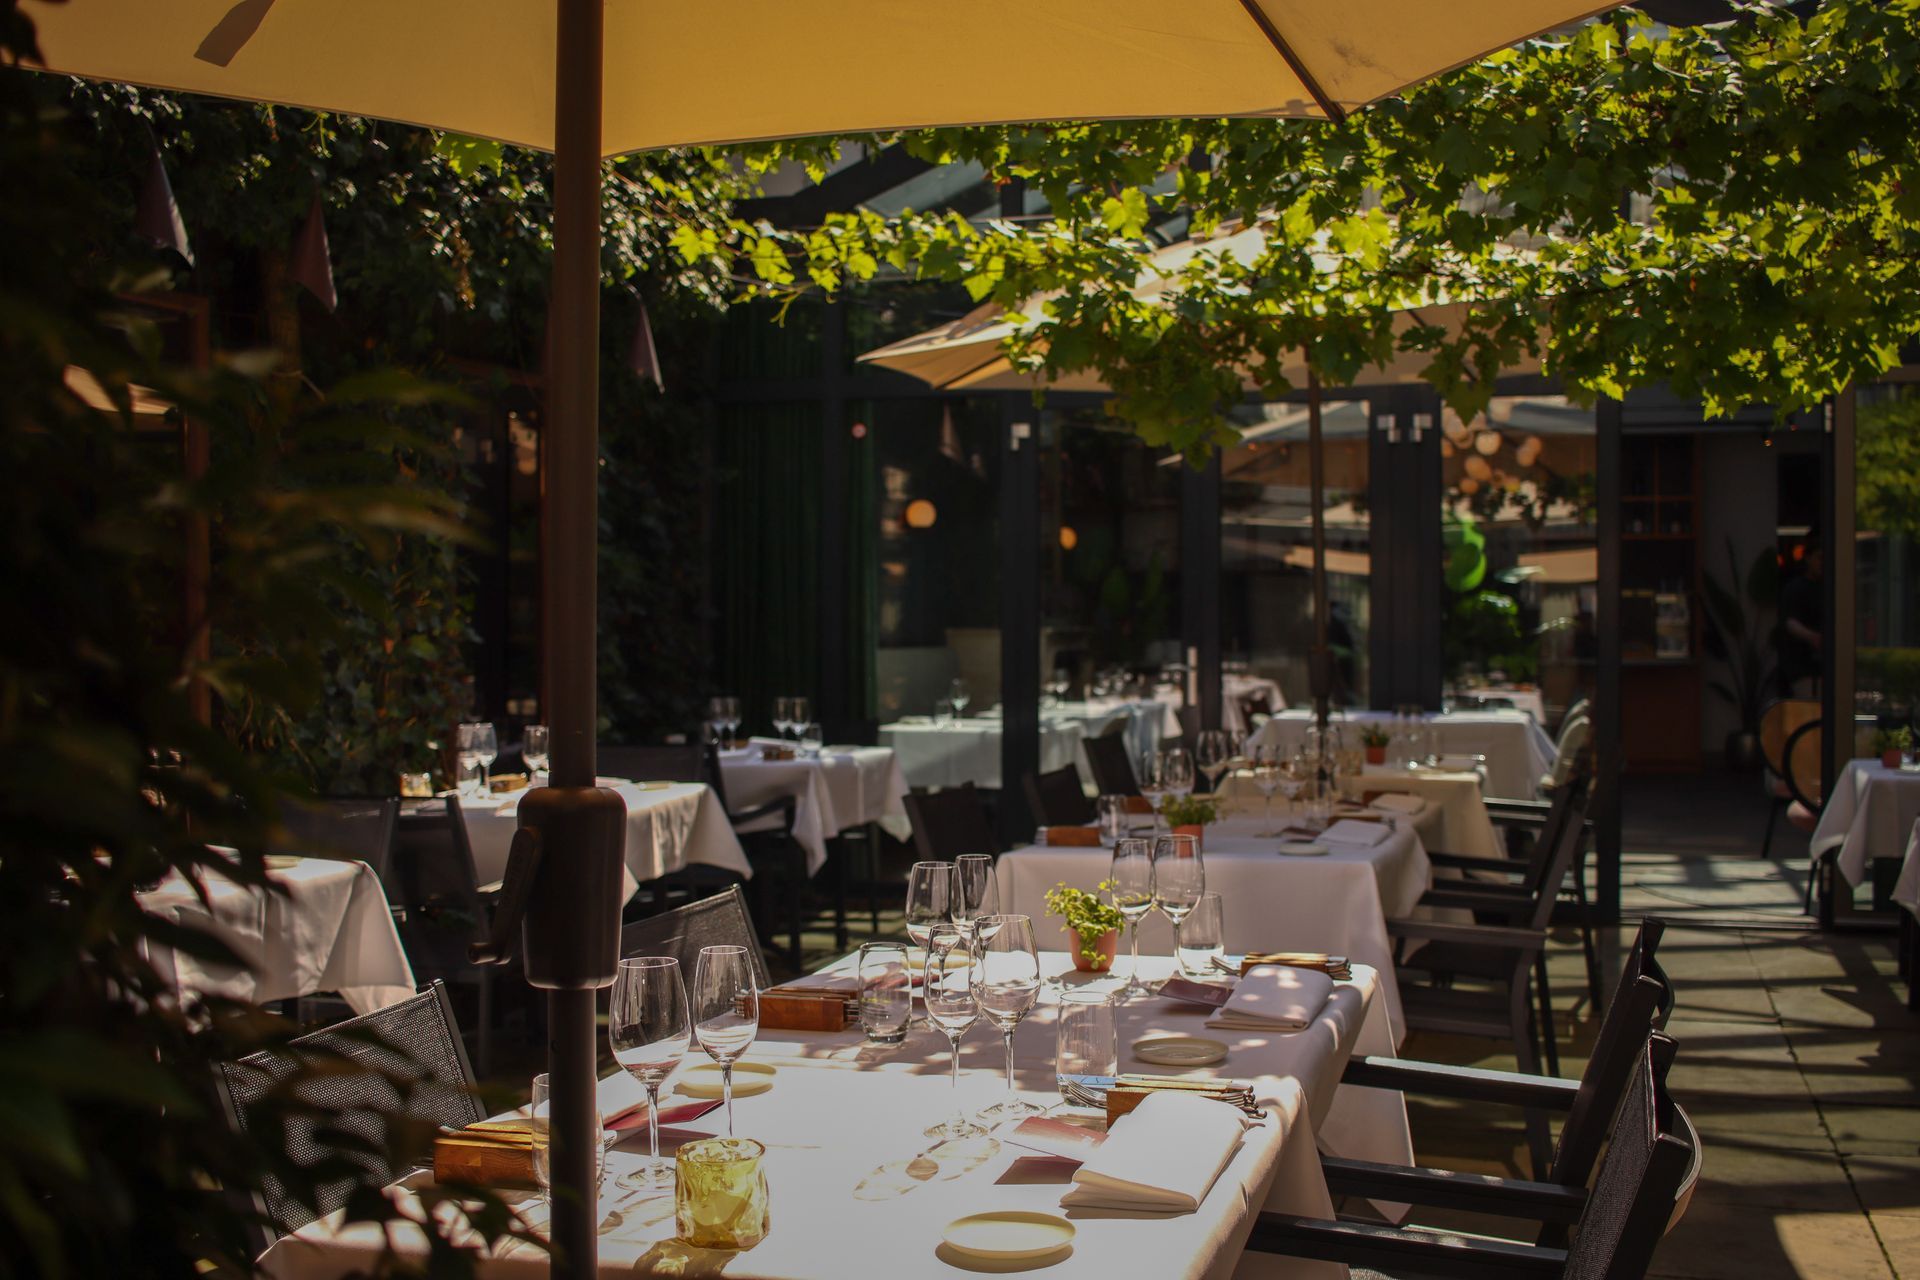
1109;838;1156;1000
691;946;759;1136
474;723;499;791
608;957;690;1189
923;924;985;1141
1252;745;1283;836
771;697;793;742
948;677;971;719
522;724;550;783
905;860;955;1022
953;853;999;940
974;914;1043;1125
789;696;811;744
1160;745;1195;803
706;696;730;746
1152;834;1206;961
1137;749;1169;834
723;696;742;749
456;723;483;796
1195;730;1234;794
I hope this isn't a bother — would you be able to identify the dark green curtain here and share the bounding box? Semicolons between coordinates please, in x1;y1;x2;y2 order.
845;423;879;734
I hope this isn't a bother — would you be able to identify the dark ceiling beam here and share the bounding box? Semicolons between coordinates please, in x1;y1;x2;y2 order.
736;145;936;227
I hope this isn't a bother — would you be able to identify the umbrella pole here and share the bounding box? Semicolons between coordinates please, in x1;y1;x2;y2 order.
1307;365;1330;730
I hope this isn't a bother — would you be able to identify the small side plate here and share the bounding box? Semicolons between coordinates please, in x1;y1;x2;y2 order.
1131;1035;1229;1067
942;1210;1076;1261
677;1061;776;1099
1275;840;1328;856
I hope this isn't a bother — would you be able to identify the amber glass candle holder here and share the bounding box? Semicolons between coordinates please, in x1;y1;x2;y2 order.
674;1137;769;1250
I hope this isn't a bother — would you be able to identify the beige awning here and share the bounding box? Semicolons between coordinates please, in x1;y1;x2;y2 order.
26;1;1618;156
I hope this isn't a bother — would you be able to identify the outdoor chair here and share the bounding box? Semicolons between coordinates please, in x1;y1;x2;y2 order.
389;797;506;1074
1237;690;1275;730
703;742;816;972
618;884;771;991
1024;765;1096;828
1081;733;1141;798
1332;919;1672;1240
1250;1037;1699;1280
1777;716;1829;917
212;980;482;1259
1757;697;1821;861
274;797;399;888
905;783;1001;861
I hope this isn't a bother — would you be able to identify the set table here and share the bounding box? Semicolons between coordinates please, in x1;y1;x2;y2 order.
718;743;913;874
1214;766;1500;862
138;854;415;1015
260;952;1408;1280
1807;758;1920;892
881;716;1086;790
1247;709;1556;800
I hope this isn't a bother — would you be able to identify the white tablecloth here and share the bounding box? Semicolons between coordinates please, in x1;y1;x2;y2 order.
265;951;1406;1280
1047;698;1178;762
720;745;913;875
1809;759;1920;887
1453;686;1547;725
996;815;1429;1042
454;781;750;900
881;718;1086;790
138;856;415;1015
1248;710;1556;801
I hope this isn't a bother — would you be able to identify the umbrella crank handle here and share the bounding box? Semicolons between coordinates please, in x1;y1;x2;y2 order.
470;826;543;965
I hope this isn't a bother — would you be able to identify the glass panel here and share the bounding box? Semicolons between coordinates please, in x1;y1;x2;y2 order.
1220;399;1373;718
1438;396;1598;728
1853;381;1920;749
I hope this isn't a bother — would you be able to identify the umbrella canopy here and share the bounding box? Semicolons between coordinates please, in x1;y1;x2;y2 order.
26;0;1616;150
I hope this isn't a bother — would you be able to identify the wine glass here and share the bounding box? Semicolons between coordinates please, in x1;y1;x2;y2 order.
474;723;499;792
953;853;999;940
1152;834;1206;961
706;696;730;746
1160;745;1195;802
1195;730;1233;794
1279;751;1309;821
1136;749;1169;833
905;860;955;1021
522;724;550;783
455;723;483;796
1108;838;1156;1000
1251;745;1283;836
608;956;690;1189
771;697;793;743
691;945;759;1137
723;696;742;749
974;914;1043;1125
922;924;985;1141
948;677;971;719
789;696;811;744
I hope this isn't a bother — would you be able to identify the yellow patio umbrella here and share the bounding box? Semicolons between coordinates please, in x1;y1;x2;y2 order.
19;1;1616;1271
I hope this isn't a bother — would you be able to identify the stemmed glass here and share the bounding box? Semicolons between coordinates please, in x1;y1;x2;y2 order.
975;914;1043;1126
1160;745;1195;804
1108;838;1156;1000
723;696;742;749
706;696;730;747
1195;730;1234;794
1251;745;1283;836
771;697;794;743
1137;749;1169;833
456;723;483;796
473;722;499;792
1279;751;1309;822
522;724;550;784
905;860;955;1022
923;924;985;1141
948;677;971;720
788;696;811;744
608;956;690;1189
1152;834;1206;961
690;945;759;1137
953;853;999;941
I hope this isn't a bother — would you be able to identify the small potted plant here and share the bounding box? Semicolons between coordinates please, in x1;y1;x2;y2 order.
1360;725;1392;765
1045;880;1124;972
1873;726;1912;770
1160;794;1220;851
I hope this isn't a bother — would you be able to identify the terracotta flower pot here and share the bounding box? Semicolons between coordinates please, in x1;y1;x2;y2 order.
1174;823;1205;853
1364;745;1387;765
1070;928;1120;972
1882;749;1904;769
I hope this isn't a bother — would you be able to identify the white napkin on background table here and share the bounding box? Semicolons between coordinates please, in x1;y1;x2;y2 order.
1320;818;1392;847
1061;1091;1247;1212
1367;793;1424;815
1205;964;1335;1032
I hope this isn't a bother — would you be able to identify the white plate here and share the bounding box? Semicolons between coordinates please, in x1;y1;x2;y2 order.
1276;841;1328;856
1132;1035;1229;1067
943;1211;1076;1261
677;1062;775;1099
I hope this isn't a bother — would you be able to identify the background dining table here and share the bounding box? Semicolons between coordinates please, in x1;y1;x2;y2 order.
1809;758;1920;891
881;716;1086;790
719;743;913;874
137;854;415;1015
1247;708;1557;800
261;953;1405;1280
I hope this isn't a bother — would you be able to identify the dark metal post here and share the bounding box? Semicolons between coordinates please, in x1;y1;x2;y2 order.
1000;391;1041;841
1595;396;1624;925
1824;388;1857;787
1180;453;1223;730
1307;367;1331;727
820;301;850;738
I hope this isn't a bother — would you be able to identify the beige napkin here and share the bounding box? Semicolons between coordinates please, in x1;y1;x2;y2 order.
1205;964;1335;1032
1320;818;1393;847
1060;1091;1247;1212
1368;793;1424;815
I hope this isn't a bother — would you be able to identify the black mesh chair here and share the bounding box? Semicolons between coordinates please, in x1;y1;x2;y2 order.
703;742;814;971
600;742;705;784
275;797;400;887
905;784;1001;861
389;797;503;1072
1250;1038;1699;1280
618;885;771;990
212;981;482;1259
1081;734;1140;798
1024;765;1095;827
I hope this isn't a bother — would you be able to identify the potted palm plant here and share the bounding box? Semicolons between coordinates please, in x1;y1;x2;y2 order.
1874;727;1912;770
1045;881;1124;972
1701;539;1778;771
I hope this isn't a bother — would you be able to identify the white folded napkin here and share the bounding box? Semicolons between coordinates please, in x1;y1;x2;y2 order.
1204;964;1335;1032
1319;818;1392;847
1060;1091;1247;1212
1368;793;1425;815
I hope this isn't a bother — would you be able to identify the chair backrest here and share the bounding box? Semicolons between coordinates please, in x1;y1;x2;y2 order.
276;797;399;884
1559;696;1592;738
1024;765;1095;827
618;885;770;990
1780;717;1824;810
600;743;704;785
1525;777;1595;931
702;741;735;813
212;981;480;1256
1759;698;1821;776
1547;715;1592;790
389;797;487;964
1081;734;1140;797
1562;1040;1698;1280
904;784;1001;860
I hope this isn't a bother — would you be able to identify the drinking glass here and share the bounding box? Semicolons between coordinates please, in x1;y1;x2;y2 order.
706;696;730;746
1152;833;1205;959
1195;730;1234;794
922;924;985;1141
1095;795;1129;845
948;677;972;719
974;914;1043;1125
771;697;793;742
474;723;499;791
1055;989;1117;1102
1251;745;1283;835
1160;745;1195;802
797;721;822;758
691;946;759;1137
789;697;811;743
1108;838;1156;1000
1137;749;1169;833
522;724;550;782
1279;752;1309;821
608;956;690;1190
905;860;956;1022
1177;892;1226;978
857;941;911;1044
456;723;483;796
722;696;742;749
530;1072;603;1199
953;853;999;940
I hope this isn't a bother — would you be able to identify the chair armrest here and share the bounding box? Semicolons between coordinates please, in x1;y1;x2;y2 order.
1427;851;1529;875
1246;1213;1566;1279
1418;888;1534;918
1484;799;1553;820
1321;1157;1586;1223
729;794;797;833
1341;1055;1580;1109
1387;918;1546;951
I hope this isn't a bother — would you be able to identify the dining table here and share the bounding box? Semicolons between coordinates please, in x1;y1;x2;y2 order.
1808;758;1920;892
137;853;415;1015
718;743;913;874
880;716;1087;790
259;951;1407;1280
1247;709;1557;801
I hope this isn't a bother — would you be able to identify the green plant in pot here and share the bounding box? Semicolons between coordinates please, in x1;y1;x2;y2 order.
1873;726;1912;769
1160;794;1220;831
1045;881;1125;972
1359;725;1392;764
1701;538;1779;771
